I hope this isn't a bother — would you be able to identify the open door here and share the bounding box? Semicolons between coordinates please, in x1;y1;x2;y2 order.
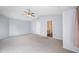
47;21;53;37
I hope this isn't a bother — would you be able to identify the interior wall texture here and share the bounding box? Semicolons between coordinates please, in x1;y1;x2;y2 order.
0;15;32;38
0;14;62;41
9;19;32;36
63;8;79;52
0;15;9;39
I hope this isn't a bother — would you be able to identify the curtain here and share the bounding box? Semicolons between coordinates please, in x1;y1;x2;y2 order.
75;7;79;48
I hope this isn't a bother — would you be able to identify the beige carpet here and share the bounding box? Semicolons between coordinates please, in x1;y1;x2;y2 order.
0;34;74;53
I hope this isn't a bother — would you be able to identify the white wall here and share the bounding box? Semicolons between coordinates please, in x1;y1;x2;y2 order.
52;16;62;40
35;21;41;34
9;19;31;36
33;16;62;40
31;21;41;35
0;15;9;39
63;8;79;52
0;14;62;40
31;21;37;34
39;18;47;36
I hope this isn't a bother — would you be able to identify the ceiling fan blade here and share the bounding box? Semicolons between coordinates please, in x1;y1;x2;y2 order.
26;9;30;12
22;13;26;15
31;15;35;17
24;11;28;13
32;13;35;14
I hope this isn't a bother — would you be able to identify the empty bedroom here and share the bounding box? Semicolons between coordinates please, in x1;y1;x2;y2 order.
0;6;79;53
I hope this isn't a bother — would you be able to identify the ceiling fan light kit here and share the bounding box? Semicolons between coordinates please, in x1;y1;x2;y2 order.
23;9;35;17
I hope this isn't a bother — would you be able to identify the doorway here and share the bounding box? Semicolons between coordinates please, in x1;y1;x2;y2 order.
47;21;53;37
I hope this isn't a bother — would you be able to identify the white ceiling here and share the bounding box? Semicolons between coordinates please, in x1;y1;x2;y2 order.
0;6;75;20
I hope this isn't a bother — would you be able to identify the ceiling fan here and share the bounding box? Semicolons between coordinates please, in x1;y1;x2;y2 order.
23;9;35;17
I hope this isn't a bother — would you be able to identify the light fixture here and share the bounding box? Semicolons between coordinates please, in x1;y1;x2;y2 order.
23;9;35;17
